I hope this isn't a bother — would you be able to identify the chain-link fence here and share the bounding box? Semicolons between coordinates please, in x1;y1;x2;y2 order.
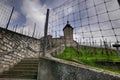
0;0;42;38
48;0;120;49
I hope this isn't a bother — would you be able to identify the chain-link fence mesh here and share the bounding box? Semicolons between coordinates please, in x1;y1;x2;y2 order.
48;0;120;49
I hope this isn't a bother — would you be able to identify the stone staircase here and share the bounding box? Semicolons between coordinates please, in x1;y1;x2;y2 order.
0;58;39;80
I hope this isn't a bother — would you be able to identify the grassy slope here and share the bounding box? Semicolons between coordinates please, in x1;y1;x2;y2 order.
54;47;120;74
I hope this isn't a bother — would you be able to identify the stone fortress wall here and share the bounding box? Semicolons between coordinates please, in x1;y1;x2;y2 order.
0;27;40;73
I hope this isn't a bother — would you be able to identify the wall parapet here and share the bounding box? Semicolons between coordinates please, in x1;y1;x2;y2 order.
37;57;120;80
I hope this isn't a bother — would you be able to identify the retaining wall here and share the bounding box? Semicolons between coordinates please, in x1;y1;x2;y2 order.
0;27;40;73
38;57;120;80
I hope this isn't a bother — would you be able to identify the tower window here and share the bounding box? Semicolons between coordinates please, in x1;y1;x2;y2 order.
118;0;120;6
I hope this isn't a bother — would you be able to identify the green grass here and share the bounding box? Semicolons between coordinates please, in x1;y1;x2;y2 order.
54;47;120;74
54;47;79;60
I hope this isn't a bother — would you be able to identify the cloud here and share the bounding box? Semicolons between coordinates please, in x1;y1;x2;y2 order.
48;0;120;45
0;0;20;30
12;11;20;21
21;0;47;38
20;0;69;38
41;0;68;8
1;0;119;44
0;1;12;28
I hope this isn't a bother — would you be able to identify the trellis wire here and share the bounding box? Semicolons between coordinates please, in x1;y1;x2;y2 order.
0;0;41;39
48;0;120;49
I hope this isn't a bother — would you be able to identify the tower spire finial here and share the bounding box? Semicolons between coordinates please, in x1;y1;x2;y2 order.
67;21;69;24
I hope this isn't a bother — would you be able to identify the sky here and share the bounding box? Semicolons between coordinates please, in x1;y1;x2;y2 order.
0;0;120;46
48;0;120;45
0;0;67;38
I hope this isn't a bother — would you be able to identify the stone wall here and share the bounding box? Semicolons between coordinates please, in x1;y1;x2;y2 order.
38;57;120;80
40;35;65;50
0;27;40;73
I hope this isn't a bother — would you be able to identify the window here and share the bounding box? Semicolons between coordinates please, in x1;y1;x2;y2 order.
118;0;120;6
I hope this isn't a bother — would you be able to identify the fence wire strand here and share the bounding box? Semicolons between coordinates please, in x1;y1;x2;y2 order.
48;0;120;48
0;0;42;39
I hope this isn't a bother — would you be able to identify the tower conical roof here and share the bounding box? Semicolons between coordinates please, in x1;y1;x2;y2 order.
63;21;73;31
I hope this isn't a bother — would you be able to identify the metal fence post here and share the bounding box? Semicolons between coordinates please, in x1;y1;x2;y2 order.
43;9;49;56
6;7;14;29
32;23;36;37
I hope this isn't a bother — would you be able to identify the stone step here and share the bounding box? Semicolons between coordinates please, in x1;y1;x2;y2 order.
0;58;39;79
0;72;37;76
0;74;37;79
14;64;38;67
12;66;38;69
10;67;38;71
0;78;36;80
21;58;39;61
21;59;39;62
19;61;39;64
16;59;39;64
3;70;38;74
